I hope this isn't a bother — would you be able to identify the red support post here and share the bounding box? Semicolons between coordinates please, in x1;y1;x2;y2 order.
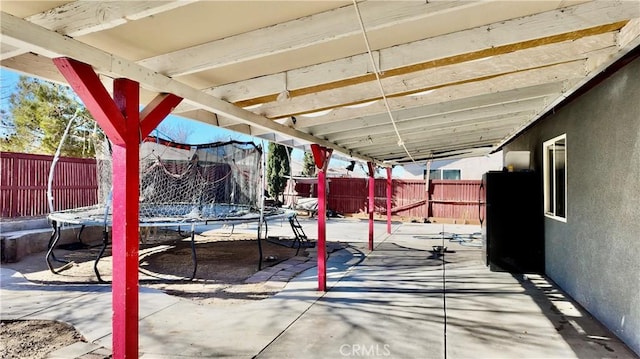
111;78;140;359
54;57;182;359
367;162;375;251
386;167;392;234
317;169;327;290
310;144;332;291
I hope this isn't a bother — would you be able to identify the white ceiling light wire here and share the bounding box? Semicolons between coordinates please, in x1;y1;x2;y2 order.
352;0;416;164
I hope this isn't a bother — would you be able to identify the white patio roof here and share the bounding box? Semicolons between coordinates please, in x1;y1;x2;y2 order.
2;0;639;166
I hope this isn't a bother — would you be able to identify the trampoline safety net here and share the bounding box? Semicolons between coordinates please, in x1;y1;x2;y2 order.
51;137;268;225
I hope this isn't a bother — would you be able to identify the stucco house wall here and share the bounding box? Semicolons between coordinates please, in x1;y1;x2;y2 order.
401;151;503;180
503;52;640;355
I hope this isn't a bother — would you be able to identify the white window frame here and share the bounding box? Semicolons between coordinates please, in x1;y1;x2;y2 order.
543;134;567;222
425;169;461;180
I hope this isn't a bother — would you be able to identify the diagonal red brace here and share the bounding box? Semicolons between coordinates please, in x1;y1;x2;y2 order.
53;57;127;145
311;144;332;170
140;93;183;138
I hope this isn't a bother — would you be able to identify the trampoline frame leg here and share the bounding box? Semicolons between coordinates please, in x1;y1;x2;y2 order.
189;224;197;281
77;224;86;245
46;221;71;274
94;228;109;283
257;219;268;271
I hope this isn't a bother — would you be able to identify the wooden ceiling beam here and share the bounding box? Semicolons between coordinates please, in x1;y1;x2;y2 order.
365;137;504;162
0;43;27;60
284;63;585;130
256;36;617;119
329;110;537;146
208;0;638;106
299;81;564;132
25;1;196;37
343;121;526;153
386;145;498;163
137;1;484;77
246;64;584;139
495;17;640;150
315;97;548;141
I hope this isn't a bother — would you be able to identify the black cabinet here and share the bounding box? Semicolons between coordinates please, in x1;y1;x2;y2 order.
481;171;544;273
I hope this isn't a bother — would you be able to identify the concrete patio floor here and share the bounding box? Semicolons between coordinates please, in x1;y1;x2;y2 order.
1;219;636;358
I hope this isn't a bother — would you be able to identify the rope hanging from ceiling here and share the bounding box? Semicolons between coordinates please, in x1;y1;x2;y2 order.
352;0;417;165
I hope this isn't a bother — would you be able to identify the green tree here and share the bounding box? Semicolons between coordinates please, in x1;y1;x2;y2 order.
302;151;316;177
266;142;290;202
0;76;102;157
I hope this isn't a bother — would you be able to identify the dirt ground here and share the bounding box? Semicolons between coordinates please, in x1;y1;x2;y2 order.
0;320;85;359
1;227;308;358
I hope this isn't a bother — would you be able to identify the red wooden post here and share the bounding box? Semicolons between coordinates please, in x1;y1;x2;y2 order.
54;57;181;358
367;162;375;251
111;78;141;358
311;144;332;291
425;160;431;220
386;167;392;234
317;169;328;290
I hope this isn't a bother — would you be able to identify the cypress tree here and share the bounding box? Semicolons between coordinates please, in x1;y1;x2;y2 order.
266;142;290;203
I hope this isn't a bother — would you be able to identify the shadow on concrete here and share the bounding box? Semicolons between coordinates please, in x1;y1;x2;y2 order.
514;273;637;358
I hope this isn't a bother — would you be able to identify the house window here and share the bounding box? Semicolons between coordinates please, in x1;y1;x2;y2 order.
543;134;567;221
425;169;461;180
442;169;461;180
424;169;460;180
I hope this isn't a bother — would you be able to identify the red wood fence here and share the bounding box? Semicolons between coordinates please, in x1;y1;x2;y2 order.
1;151;483;222
289;178;484;222
1;152;98;218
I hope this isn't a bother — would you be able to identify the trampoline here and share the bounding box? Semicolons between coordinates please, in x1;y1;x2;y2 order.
46;136;297;281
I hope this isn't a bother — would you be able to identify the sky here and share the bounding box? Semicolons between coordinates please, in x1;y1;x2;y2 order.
0;67;385;176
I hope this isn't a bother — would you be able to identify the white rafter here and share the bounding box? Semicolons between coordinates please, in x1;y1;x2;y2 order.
25;0;197;37
247;62;586;138
206;1;638;104
254;44;614;120
303;83;563;136
137;1;486;77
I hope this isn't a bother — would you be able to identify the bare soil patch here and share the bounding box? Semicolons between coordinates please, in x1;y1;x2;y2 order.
0;320;86;359
5;229;305;304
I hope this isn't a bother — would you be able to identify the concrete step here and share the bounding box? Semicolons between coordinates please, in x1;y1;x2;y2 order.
1;223;103;264
0;217;49;232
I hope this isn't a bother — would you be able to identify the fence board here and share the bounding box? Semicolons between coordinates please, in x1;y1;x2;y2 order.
1;152;98;218
429;180;483;221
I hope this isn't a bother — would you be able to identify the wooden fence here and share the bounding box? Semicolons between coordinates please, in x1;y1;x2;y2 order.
1;151;483;222
1;152;98;218
289;178;484;223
